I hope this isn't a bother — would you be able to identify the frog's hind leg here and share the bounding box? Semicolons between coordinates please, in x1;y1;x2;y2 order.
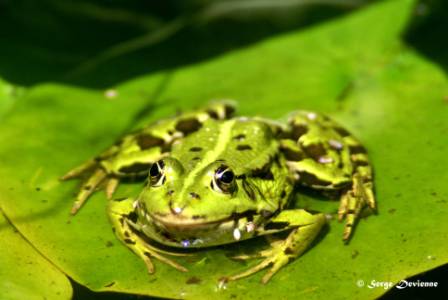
282;111;375;241
62;101;236;214
108;197;188;273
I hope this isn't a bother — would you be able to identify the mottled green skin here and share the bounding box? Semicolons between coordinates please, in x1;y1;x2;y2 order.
139;118;293;248
63;102;375;283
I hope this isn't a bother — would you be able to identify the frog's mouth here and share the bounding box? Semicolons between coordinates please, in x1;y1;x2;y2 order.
147;211;262;248
150;213;233;231
149;209;258;232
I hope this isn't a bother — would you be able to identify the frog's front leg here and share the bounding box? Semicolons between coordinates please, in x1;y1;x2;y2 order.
225;209;326;284
282;111;376;241
107;197;188;273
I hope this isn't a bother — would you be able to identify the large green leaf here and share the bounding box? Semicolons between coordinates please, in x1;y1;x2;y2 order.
0;211;72;300
1;0;447;299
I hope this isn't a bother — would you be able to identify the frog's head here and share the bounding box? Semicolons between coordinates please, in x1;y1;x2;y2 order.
139;156;277;229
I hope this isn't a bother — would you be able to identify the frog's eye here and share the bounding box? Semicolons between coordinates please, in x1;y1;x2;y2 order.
149;160;165;187
213;166;236;194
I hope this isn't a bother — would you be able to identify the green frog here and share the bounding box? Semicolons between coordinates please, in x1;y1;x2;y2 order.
62;101;375;284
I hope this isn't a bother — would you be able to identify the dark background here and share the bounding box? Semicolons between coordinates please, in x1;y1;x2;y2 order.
1;0;445;90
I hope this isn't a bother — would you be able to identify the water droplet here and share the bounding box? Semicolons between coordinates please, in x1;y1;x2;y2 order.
307;112;317;120
173;206;183;214
233;228;241;240
104;89;118;99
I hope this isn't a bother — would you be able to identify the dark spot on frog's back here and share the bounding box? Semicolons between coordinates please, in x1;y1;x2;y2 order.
189;147;202;152
233;134;246;141
282;147;303;161
136;134;164;149
253;168;274;180
349;144;367;154
236;144;252;151
299;171;332;186
334;126;350;137
291;124;308;140
206;109;219;119
353;160;369;169
303;143;327;160
175;118;202;134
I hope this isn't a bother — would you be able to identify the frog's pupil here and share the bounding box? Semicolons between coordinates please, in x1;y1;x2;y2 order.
150;162;162;177
220;170;234;184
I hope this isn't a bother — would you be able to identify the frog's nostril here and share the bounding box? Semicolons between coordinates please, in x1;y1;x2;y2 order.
189;192;201;200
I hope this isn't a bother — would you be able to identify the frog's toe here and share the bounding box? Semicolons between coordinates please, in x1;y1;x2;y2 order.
142;254;155;274
227;247;290;284
105;177;120;199
70;168;107;214
338;191;360;241
145;249;189;273
61;159;96;180
230;252;263;261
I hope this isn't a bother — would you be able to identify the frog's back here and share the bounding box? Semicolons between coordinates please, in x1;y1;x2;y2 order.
171;118;279;175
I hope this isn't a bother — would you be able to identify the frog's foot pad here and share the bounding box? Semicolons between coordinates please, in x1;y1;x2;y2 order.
338;174;376;241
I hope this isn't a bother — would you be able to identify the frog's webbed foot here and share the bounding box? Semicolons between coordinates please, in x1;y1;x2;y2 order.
108;197;188;273
227;245;290;284
224;210;326;284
